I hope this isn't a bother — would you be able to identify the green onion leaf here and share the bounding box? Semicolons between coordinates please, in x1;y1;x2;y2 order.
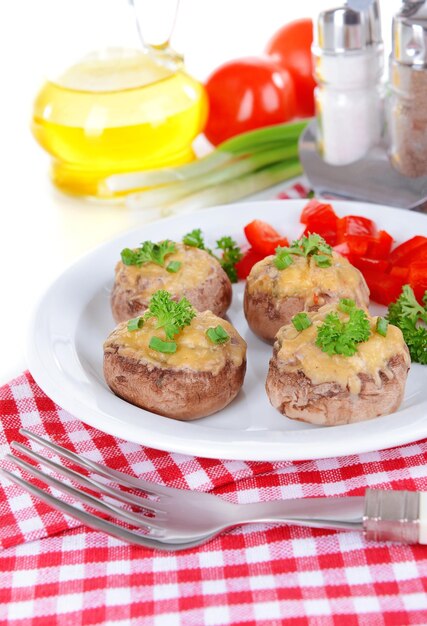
149;337;177;353
206;325;230;344
127;317;144;331
376;317;389;337
292;313;312;332
339;299;356;314
166;261;181;273
313;254;332;268
274;248;294;270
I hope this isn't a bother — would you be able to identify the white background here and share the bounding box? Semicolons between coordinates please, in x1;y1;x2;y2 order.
0;0;400;384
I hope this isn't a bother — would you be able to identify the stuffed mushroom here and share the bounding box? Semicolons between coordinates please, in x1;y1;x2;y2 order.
265;301;410;426
104;290;246;420
244;234;370;343
111;240;232;324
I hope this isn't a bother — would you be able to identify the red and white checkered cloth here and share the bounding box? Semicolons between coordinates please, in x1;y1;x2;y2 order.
1;184;427;625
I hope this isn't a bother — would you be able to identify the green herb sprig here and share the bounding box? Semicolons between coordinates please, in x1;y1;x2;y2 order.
387;285;427;364
121;240;176;268
274;234;333;270
182;230;242;283
127;290;196;354
316;299;371;357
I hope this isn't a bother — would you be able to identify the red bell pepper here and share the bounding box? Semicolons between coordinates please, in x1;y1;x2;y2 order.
366;230;394;260
349;256;389;274
244;220;288;256
389;236;427;266
300;199;338;245
337;215;377;241
409;262;427;304
235;248;264;280
362;270;406;306
390;266;410;280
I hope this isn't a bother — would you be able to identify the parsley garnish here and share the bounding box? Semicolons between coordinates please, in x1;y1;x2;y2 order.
206;325;230;344
121;240;176;268
216;236;243;283
292;313;312;332
144;290;196;340
387;285;427;364
183;229;242;283
316;300;371;356
182;229;211;252
274;234;333;270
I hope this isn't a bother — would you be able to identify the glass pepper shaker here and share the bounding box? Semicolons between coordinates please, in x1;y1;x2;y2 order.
312;5;384;166
389;1;427;178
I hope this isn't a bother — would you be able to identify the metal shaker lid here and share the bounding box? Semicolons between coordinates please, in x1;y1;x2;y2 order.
315;6;374;52
346;0;382;45
392;1;427;67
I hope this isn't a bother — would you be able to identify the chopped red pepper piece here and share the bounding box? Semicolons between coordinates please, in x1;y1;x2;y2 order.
389;266;410;280
389;236;427;266
300;199;338;246
362;270;406;306
366;230;394;260
244;220;289;256
349;256;389;274
235;248;264;280
333;242;351;258
408;262;427;304
336;215;377;242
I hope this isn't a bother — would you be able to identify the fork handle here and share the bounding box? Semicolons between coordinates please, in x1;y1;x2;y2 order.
235;490;427;544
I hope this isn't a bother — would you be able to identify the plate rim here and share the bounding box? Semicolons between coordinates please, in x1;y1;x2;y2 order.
26;199;427;461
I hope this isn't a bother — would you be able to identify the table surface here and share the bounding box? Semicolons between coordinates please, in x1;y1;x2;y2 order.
0;0;400;385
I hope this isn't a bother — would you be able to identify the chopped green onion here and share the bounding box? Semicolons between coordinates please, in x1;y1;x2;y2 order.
376;317;389;337
339;299;356;314
127;317;144;332
206;325;230;344
313;254;332;268
166;261;181;273
292;313;312;332
274;248;294;270
149;337;177;353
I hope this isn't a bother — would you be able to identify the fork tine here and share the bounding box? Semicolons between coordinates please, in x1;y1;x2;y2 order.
5;453;165;531
10;441;164;515
20;429;174;497
0;467;206;551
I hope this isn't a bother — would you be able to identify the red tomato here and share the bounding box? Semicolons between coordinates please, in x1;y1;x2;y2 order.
265;18;316;118
409;263;427;304
235;248;265;280
389;235;427;266
204;57;296;146
244;220;288;256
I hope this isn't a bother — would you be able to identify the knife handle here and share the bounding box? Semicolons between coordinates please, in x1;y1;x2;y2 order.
364;489;427;544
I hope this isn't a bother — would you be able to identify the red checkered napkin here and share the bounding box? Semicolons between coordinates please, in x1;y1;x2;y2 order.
2;372;427;626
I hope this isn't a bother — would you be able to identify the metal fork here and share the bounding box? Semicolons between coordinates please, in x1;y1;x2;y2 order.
0;429;424;551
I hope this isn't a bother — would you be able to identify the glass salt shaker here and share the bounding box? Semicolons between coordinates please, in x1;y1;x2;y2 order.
389;1;427;178
312;5;384;166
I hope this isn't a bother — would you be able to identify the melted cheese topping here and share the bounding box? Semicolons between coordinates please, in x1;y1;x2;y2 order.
275;305;410;395
114;244;217;300
104;310;246;375
247;252;369;308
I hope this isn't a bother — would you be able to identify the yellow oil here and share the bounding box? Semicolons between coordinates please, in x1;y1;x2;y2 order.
32;50;208;198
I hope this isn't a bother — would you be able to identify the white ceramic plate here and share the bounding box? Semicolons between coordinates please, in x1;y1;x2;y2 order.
27;200;427;461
